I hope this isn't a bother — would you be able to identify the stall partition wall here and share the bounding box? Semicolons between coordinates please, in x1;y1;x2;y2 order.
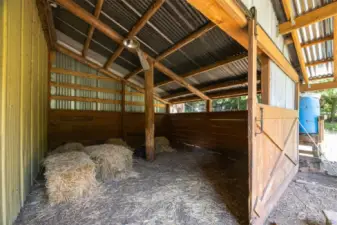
0;0;49;224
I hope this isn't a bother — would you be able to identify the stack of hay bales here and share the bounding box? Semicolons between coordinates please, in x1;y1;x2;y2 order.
44;151;98;204
105;138;133;150
155;137;175;153
51;142;84;155
84;144;133;182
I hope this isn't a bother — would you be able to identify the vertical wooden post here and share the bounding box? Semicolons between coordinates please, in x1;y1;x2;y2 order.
261;55;270;105
121;80;126;140
248;7;257;221
295;82;300;110
206;100;212;112
145;62;155;161
166;104;170;114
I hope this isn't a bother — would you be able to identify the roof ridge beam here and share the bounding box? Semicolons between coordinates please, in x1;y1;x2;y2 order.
124;22;216;80
104;0;165;69
55;0;210;100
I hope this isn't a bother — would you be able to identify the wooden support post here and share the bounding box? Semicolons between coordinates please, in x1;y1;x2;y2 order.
248;8;257;219
166;104;170;114
261;55;270;105
206;100;212;112
121;80;126;140
295;83;300;110
145;62;155;161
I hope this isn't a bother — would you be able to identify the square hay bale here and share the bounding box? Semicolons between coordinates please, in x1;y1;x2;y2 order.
84;144;133;182
44;151;98;204
155;137;175;153
105;138;133;150
51;142;84;155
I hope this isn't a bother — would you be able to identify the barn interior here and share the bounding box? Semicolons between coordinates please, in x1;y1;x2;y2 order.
1;0;307;224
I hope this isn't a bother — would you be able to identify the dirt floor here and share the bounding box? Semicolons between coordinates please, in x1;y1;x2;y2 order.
14;148;249;225
267;172;337;225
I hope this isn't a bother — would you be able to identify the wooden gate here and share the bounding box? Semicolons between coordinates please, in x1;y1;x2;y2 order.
249;104;299;224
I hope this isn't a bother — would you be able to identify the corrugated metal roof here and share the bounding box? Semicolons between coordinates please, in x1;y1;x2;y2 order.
291;0;334;79
53;0;249;96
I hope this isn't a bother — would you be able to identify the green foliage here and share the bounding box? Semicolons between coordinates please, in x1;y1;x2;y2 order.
325;121;337;131
318;88;337;121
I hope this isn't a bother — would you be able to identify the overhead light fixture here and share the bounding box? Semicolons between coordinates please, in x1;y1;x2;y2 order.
123;38;150;71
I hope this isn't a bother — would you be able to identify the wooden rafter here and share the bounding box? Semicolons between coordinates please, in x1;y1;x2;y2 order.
155;53;248;88
82;0;104;57
55;43;170;104
300;81;337;92
104;0;165;69
334;16;337;81
301;35;333;48
163;78;252;100
36;0;57;49
125;22;216;80
170;88;262;104
188;0;299;83
306;58;333;67
282;0;309;84
279;1;337;35
309;74;334;81
55;0;210;100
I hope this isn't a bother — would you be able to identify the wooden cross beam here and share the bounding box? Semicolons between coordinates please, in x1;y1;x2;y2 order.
82;0;104;57
279;1;337;35
155;53;247;88
55;0;210;100
301;35;333;48
163;78;252;100
306;58;333;67
124;22;216;80
104;0;165;69
282;0;309;84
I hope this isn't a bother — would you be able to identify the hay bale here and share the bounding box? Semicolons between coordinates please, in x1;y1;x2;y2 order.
51;142;84;155
84;144;133;182
155;137;175;153
44;151;98;204
105;138;133;150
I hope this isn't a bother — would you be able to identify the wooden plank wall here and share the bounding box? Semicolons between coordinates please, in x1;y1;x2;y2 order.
48;111;169;150
48;110;122;150
169;111;248;153
123;113;169;147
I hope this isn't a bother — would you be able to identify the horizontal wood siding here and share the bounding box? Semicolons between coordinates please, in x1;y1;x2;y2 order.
123;113;169;147
169;111;248;152
48;110;122;150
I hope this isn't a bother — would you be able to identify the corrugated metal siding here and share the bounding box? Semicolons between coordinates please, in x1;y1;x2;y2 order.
51;52;122;111
0;0;49;224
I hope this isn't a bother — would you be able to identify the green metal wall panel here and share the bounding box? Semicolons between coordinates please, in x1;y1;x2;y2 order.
0;0;48;224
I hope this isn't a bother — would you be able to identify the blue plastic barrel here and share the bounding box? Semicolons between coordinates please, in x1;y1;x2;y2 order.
299;95;320;134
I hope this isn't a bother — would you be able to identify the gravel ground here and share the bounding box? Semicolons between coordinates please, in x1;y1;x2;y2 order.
267;172;337;225
14;148;248;225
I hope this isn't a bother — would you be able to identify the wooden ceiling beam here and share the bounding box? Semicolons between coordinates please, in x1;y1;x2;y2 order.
163;78;251;100
334;16;337;81
36;0;57;49
104;0;165;69
55;43;170;104
188;0;299;83
279;1;337;35
301;35;333;48
125;22;216;80
170;88;261;104
55;0;210;100
82;0;104;57
282;0;309;84
306;58;333;67
300;81;337;92
309;74;334;81
155;53;248;88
